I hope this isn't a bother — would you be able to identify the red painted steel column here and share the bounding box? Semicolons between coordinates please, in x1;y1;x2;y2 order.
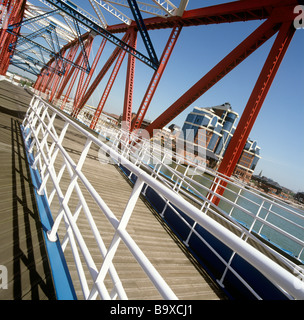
47;61;62;95
41;61;56;93
53;43;80;97
0;0;9;25
131;25;182;131
55;44;83;100
74;38;94;106
122;28;137;132
89;38;130;130
59;37;94;109
75;37;107;108
0;0;11;50
211;20;295;205
0;0;26;75
73;31;130;117
49;47;74;103
48;49;69;101
33;73;43;90
60;54;86;110
35;72;46;91
33;73;42;90
38;70;52;92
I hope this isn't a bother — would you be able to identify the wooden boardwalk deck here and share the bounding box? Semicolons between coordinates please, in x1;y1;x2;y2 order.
0;80;55;299
0;80;226;300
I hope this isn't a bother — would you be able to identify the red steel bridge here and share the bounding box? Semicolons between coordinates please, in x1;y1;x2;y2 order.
0;0;302;199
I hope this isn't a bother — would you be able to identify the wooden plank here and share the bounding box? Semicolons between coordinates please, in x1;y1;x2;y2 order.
0;81;56;300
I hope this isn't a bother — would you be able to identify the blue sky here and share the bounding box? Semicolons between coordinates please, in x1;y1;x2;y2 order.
10;0;304;192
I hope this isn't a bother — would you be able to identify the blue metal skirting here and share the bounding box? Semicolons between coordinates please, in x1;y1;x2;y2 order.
21;126;77;300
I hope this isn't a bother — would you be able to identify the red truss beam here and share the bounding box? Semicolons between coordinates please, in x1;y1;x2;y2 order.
49;44;80;103
55;43;85;100
33;32;91;94
47;48;69;99
90;39;129;130
61;37;94;110
38;32;91;76
75;37;107;108
131;25;182;132
74;40;94;105
41;60;56;93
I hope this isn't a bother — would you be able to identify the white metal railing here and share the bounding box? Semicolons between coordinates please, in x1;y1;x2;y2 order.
90;119;304;259
95;120;304;263
91;125;304;298
22;94;304;300
65;98;304;297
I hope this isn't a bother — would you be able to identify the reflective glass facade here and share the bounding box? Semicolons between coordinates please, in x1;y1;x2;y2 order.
181;104;261;180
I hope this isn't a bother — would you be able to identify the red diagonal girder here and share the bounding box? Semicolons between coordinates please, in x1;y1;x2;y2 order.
144;4;297;137
89;38;130;130
210;18;296;205
75;37;107;109
61;38;94;110
72;30;131;117
122;28;137;132
49;44;80;102
74;39;94;105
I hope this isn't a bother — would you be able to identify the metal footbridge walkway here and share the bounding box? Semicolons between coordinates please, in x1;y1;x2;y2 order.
0;80;224;300
1;79;304;300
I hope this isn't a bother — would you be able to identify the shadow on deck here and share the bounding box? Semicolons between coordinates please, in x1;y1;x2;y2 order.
0;82;55;300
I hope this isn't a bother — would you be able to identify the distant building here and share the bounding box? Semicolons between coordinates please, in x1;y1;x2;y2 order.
130;113;151;129
181;103;261;182
6;71;34;86
294;192;304;204
251;175;292;200
252;175;282;194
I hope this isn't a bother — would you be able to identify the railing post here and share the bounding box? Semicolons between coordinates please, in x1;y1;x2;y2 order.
249;200;265;234
229;187;243;217
37;121;70;196
91;177;145;296
47;137;93;242
258;203;273;236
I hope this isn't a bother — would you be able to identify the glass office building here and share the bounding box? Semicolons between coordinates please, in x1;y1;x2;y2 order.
182;103;261;181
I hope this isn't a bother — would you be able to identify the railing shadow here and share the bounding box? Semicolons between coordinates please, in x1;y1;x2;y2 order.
10;116;56;299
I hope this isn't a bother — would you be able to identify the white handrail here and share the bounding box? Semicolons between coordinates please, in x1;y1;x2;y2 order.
100;124;304;262
24;95;304;300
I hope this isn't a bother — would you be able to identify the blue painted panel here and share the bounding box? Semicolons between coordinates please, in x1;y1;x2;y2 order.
21;127;77;300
